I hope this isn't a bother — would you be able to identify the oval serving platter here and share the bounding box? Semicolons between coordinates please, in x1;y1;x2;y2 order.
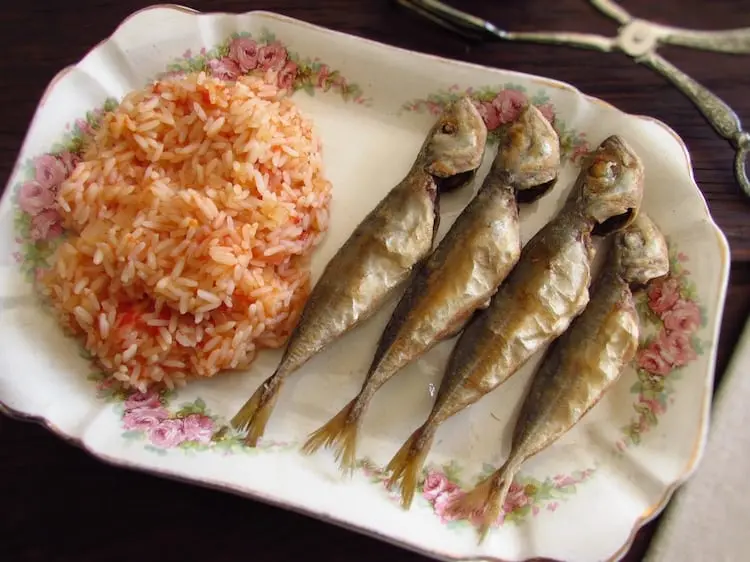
0;5;729;562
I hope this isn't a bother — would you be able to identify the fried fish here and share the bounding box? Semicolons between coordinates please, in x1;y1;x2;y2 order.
446;212;669;542
385;135;645;508
301;104;561;472
231;97;488;446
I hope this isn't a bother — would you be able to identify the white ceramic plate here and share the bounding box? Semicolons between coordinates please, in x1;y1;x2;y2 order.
0;5;730;562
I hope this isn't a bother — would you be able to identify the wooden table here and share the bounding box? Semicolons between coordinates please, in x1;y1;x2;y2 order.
1;1;748;560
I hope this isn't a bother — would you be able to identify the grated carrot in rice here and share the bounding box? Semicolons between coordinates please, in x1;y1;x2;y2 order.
40;71;332;392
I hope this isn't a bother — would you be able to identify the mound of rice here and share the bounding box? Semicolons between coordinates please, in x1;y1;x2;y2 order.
41;71;332;392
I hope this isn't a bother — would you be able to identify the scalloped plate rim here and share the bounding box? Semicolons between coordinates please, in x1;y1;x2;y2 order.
0;4;731;562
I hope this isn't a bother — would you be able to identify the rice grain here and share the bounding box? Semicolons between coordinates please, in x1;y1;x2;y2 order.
41;71;331;391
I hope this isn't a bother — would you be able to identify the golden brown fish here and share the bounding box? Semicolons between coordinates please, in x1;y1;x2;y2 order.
446;212;669;542
386;135;645;508
231;97;488;446
301;105;560;472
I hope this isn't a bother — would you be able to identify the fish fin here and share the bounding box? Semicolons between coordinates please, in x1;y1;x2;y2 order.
230;378;283;447
301;398;360;474
385;425;434;509
447;467;516;544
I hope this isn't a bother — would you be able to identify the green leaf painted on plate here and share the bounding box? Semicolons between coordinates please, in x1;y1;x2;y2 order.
259;28;277;44
529;93;549;105
144;445;168;456
121;430;144;440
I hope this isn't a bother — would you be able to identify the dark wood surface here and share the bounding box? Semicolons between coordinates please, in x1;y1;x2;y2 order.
1;1;749;560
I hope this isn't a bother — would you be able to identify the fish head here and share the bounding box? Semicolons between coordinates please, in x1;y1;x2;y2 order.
614;211;670;286
423;96;488;192
494;104;561;202
575;135;644;235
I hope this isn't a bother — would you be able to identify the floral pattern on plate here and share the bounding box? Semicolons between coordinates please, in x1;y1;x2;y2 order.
84;340;598;529
10;117;707;533
12;98;118;282
359;458;596;530
161;30;371;105
620;246;708;447
401;84;591;163
7;26;709;539
98;356;600;529
11;30;369;281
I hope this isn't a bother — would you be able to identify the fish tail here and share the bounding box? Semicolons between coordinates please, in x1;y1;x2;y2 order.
385;425;435;509
230;376;283;447
301;398;361;473
448;465;517;544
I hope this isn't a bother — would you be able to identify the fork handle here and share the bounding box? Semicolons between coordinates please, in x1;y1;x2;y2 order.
589;0;631;25
639;51;743;142
639;51;750;197
394;0;505;42
659;26;750;55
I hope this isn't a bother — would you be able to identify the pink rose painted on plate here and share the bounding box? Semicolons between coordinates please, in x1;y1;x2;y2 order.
123;407;169;431
125;391;161;410
75;118;93;136
636;332;673;376
182;414;214;444
413;465;592;530
156;33;370;106
636;341;672;376
208;57;240;81
537;103;556;124
18;181;56;217
58;151;80;175
422;470;449;501
553;474;578;487
503;482;530;514
647;277;681;315
317;64;331;88
29;210;63;242
492;89;528;125
638;396;666;416
425;100;443;116
258;42;287;71
34;154;66;191
662;299;701;334
148;418;186;448
473;91;554;132
659;330;697;367
228;37;259;73
475;101;502;130
277;62;299;91
433;484;464;523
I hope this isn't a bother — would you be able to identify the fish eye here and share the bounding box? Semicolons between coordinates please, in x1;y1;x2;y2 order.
590;158;619;180
441;122;457;135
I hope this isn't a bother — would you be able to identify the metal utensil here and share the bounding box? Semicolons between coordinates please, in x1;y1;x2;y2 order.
397;0;750;198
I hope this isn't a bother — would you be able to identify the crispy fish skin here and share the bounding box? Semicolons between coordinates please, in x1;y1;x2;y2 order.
301;105;561;471
447;212;669;542
231;97;488;446
386;135;645;508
